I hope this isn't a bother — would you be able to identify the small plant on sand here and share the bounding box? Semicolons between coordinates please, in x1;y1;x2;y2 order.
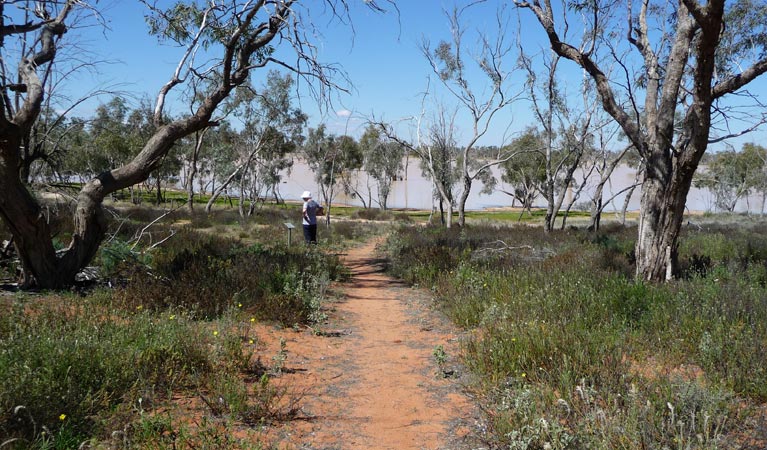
271;338;288;374
201;372;300;427
433;345;453;378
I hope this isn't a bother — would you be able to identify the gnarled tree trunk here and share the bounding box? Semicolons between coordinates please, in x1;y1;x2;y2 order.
0;1;300;288
1;129;65;287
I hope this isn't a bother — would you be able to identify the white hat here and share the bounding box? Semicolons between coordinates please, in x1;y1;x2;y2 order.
301;190;312;199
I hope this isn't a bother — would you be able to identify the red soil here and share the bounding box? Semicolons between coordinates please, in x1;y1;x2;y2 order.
253;238;479;449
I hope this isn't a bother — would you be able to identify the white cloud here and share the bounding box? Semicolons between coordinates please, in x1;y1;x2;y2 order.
336;109;352;118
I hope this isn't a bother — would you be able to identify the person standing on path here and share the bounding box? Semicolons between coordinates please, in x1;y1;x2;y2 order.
301;190;322;244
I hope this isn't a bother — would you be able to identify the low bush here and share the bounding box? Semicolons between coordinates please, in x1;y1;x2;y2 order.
352;208;389;221
111;228;343;325
678;222;767;278
324;220;387;245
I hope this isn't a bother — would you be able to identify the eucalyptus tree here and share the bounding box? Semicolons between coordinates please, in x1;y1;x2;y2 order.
251;125;296;206
200;122;238;197
375;107;461;227
54;97;177;204
126;98;182;205
236;124;299;216
694;150;751;212
517;41;609;231
347;125;377;209
244;72;305;209
5;1;115;185
745;144;767;214
516;0;767;280
500;129;546;217
0;0;392;288
583;147;636;231
694;143;767;212
304;126;363;223
25;106;84;183
338;163;372;209
204;70;306;214
60;97;144;202
569;108;635;231
87;97;136;177
359;124;405;210
304;125;335;218
423;4;518;226
184;128;208;209
51;116;89;183
424;112;462;225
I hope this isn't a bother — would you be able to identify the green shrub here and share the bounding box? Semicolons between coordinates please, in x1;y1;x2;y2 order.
97;238;153;279
114;228;342;325
486;377;737;449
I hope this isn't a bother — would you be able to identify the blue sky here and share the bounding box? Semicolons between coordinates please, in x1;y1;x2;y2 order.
59;0;767;150
59;1;561;146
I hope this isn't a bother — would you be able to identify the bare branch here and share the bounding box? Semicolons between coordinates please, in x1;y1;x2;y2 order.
148;230;177;250
708;119;767;144
627;0;662;125
472;240;555;262
712;58;767;99
130;201;188;251
601;182;641;208
14;0;78;129
150;2;214;127
514;0;645;153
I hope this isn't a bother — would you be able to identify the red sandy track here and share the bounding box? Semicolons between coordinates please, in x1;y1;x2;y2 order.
256;238;479;449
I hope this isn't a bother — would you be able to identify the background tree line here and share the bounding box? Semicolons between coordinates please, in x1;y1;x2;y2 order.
2;0;767;287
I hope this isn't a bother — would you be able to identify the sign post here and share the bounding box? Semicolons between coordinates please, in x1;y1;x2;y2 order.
283;222;295;247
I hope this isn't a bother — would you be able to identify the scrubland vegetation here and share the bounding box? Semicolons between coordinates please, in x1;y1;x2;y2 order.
383;219;767;448
0;202;387;449
2;199;767;449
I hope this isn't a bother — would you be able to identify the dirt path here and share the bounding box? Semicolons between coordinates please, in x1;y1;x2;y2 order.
257;238;480;449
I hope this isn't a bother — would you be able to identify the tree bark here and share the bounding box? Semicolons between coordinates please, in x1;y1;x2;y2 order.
543;183;556;232
238;158;253;218
155;174;163;205
456;172;471;227
588;196;602;231
621;184;635;226
187;129;207;212
0;131;60;287
635;155;691;280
